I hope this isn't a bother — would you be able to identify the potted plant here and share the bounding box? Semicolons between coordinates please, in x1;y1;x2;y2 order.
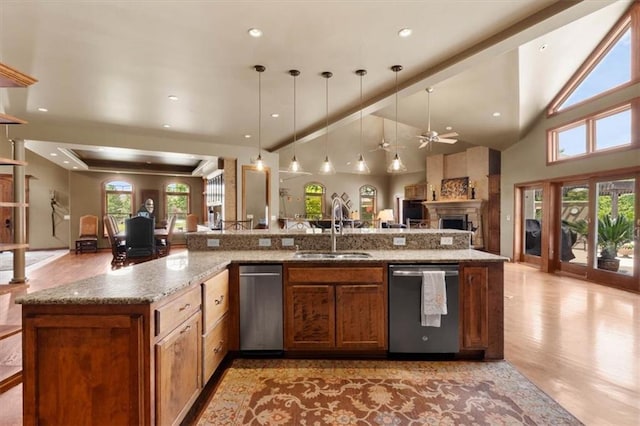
597;215;633;272
618;241;634;258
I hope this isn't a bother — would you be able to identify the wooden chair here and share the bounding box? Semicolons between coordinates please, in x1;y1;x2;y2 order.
125;216;156;263
75;215;99;254
406;218;430;229
156;215;176;257
104;215;126;266
221;219;253;230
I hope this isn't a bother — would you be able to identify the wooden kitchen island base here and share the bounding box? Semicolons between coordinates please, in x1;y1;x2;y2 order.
18;250;505;425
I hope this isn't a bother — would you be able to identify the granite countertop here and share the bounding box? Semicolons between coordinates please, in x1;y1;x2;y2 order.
16;249;506;305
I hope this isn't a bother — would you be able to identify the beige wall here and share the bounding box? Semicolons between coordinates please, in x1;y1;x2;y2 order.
500;83;640;259
278;173;390;220
66;171;204;250
25;150;71;249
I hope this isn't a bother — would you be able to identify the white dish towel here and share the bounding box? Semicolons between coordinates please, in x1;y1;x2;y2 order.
421;270;447;327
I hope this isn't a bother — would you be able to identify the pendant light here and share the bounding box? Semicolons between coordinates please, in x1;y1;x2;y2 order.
287;69;303;173
387;65;407;173
318;71;335;175
254;65;265;171
354;69;370;174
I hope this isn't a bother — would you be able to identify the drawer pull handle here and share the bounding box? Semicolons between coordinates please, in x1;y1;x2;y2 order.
214;295;224;305
180;325;191;334
213;340;225;353
179;303;191;311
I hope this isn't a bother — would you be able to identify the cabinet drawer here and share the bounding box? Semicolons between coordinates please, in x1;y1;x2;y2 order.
288;267;383;284
202;314;228;383
155;286;201;337
202;269;229;331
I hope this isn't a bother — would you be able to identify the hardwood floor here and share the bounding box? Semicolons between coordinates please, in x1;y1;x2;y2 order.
0;253;638;425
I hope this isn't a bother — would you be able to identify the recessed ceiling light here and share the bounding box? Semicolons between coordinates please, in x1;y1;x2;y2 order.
244;134;252;139
248;28;263;38
162;124;171;128
38;107;48;112
270;113;279;118
445;126;453;131
398;28;412;38
72;166;78;169
50;153;58;157
63;160;69;164
539;43;548;52
168;95;178;101
492;112;501;117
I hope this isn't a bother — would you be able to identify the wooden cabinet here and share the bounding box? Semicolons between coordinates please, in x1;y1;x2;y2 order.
201;269;229;382
284;264;386;352
459;262;504;359
21;267;232;426
404;183;428;200
23;311;147;425
155;310;201;426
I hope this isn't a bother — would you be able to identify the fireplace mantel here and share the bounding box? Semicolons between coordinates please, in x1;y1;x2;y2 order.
422;199;486;249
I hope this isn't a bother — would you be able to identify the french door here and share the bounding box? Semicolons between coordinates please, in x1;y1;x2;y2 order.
517;170;639;292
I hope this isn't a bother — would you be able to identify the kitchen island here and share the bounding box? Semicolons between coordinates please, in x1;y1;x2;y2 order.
18;240;506;425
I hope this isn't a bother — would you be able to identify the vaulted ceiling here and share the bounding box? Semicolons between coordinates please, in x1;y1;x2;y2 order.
0;0;632;175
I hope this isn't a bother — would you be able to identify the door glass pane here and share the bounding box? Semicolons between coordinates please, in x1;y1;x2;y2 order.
595;178;635;276
561;183;589;265
523;187;543;257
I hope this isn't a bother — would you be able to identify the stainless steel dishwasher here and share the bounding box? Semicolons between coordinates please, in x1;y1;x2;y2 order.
239;264;283;353
388;264;459;354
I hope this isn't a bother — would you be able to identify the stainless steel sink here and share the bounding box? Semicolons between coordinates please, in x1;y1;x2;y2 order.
293;251;372;260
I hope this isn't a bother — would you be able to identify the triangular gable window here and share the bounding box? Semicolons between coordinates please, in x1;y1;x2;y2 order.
559;28;631;110
549;7;634;114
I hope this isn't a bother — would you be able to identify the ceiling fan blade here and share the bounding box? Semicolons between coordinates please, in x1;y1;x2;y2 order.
418;141;429;149
415;135;429;140
438;132;459;139
436;138;458;144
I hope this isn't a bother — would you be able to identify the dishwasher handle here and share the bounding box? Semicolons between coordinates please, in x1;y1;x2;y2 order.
239;272;283;277
392;270;459;277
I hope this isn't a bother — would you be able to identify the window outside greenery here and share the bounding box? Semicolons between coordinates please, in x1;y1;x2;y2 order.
359;185;377;221
304;183;325;219
105;180;133;230
166;183;190;231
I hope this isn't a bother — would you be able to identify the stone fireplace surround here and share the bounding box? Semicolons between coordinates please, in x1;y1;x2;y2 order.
423;199;485;249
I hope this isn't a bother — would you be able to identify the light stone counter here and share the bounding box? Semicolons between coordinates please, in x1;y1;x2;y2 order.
16;249;506;305
187;228;472;251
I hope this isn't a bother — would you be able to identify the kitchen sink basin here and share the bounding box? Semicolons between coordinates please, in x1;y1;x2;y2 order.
293;251;372;260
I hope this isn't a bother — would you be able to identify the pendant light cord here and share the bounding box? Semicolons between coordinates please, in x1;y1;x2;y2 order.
258;70;262;156
325;75;329;158
359;73;363;152
394;70;398;155
293;73;297;153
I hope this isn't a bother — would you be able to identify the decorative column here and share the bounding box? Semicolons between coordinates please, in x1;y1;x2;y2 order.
11;138;27;284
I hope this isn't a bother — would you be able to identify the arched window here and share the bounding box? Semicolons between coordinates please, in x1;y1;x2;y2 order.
104;180;133;231
304;183;325;219
359;185;377;222
165;183;190;231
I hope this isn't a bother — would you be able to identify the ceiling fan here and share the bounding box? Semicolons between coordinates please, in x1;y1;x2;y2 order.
416;87;458;149
370;118;404;152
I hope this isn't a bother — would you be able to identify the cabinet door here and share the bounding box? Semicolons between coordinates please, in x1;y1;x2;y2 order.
22;314;146;426
285;284;335;350
336;284;386;350
156;311;202;426
461;266;489;349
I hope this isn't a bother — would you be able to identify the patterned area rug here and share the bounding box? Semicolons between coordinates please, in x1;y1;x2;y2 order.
196;359;582;425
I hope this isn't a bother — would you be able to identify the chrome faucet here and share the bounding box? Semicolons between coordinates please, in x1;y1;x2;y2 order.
331;197;347;252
